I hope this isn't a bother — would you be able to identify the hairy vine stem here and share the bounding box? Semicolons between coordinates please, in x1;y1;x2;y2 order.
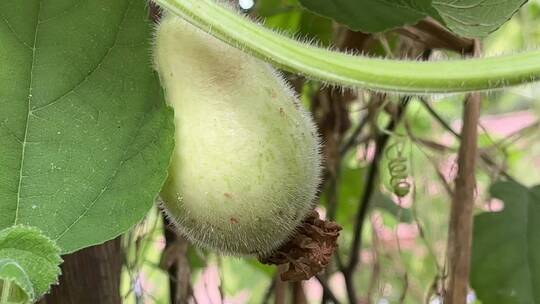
153;0;540;94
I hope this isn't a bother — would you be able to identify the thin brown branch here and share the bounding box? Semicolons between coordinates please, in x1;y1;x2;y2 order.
339;114;370;157
162;218;192;304
315;275;341;304
292;282;307;304
399;273;409;304
275;266;288;304
445;40;482;304
366;225;382;302
397;17;474;54
418;98;459;137
445;91;480;304
262;279;276;304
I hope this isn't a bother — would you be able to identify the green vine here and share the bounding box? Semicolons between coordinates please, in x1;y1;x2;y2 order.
153;0;540;94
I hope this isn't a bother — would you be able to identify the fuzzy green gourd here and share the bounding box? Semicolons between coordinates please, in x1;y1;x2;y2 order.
154;15;321;255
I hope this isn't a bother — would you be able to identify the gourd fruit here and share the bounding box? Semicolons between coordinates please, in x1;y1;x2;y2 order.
154;15;321;255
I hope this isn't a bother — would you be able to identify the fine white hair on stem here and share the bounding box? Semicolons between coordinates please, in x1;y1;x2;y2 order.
152;0;540;94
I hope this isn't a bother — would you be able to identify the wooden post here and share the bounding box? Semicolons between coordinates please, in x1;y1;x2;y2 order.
38;238;122;304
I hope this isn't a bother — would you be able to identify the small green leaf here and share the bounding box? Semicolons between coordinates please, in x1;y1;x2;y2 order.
0;226;62;303
297;0;526;37
471;181;540;304
298;0;434;33
0;0;174;253
432;0;528;37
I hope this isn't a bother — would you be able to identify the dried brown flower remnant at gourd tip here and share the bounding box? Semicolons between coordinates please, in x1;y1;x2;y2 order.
258;210;342;281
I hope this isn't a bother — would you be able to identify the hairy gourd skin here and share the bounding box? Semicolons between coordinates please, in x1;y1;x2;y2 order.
154;16;321;255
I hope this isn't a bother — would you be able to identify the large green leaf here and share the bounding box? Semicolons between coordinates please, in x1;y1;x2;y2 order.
432;0;528;38
0;0;174;253
0;226;62;303
471;181;540;304
298;0;433;33
297;0;526;37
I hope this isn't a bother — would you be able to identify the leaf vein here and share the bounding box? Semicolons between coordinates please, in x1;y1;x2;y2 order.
53;0;145;241
0;11;32;50
14;0;42;225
